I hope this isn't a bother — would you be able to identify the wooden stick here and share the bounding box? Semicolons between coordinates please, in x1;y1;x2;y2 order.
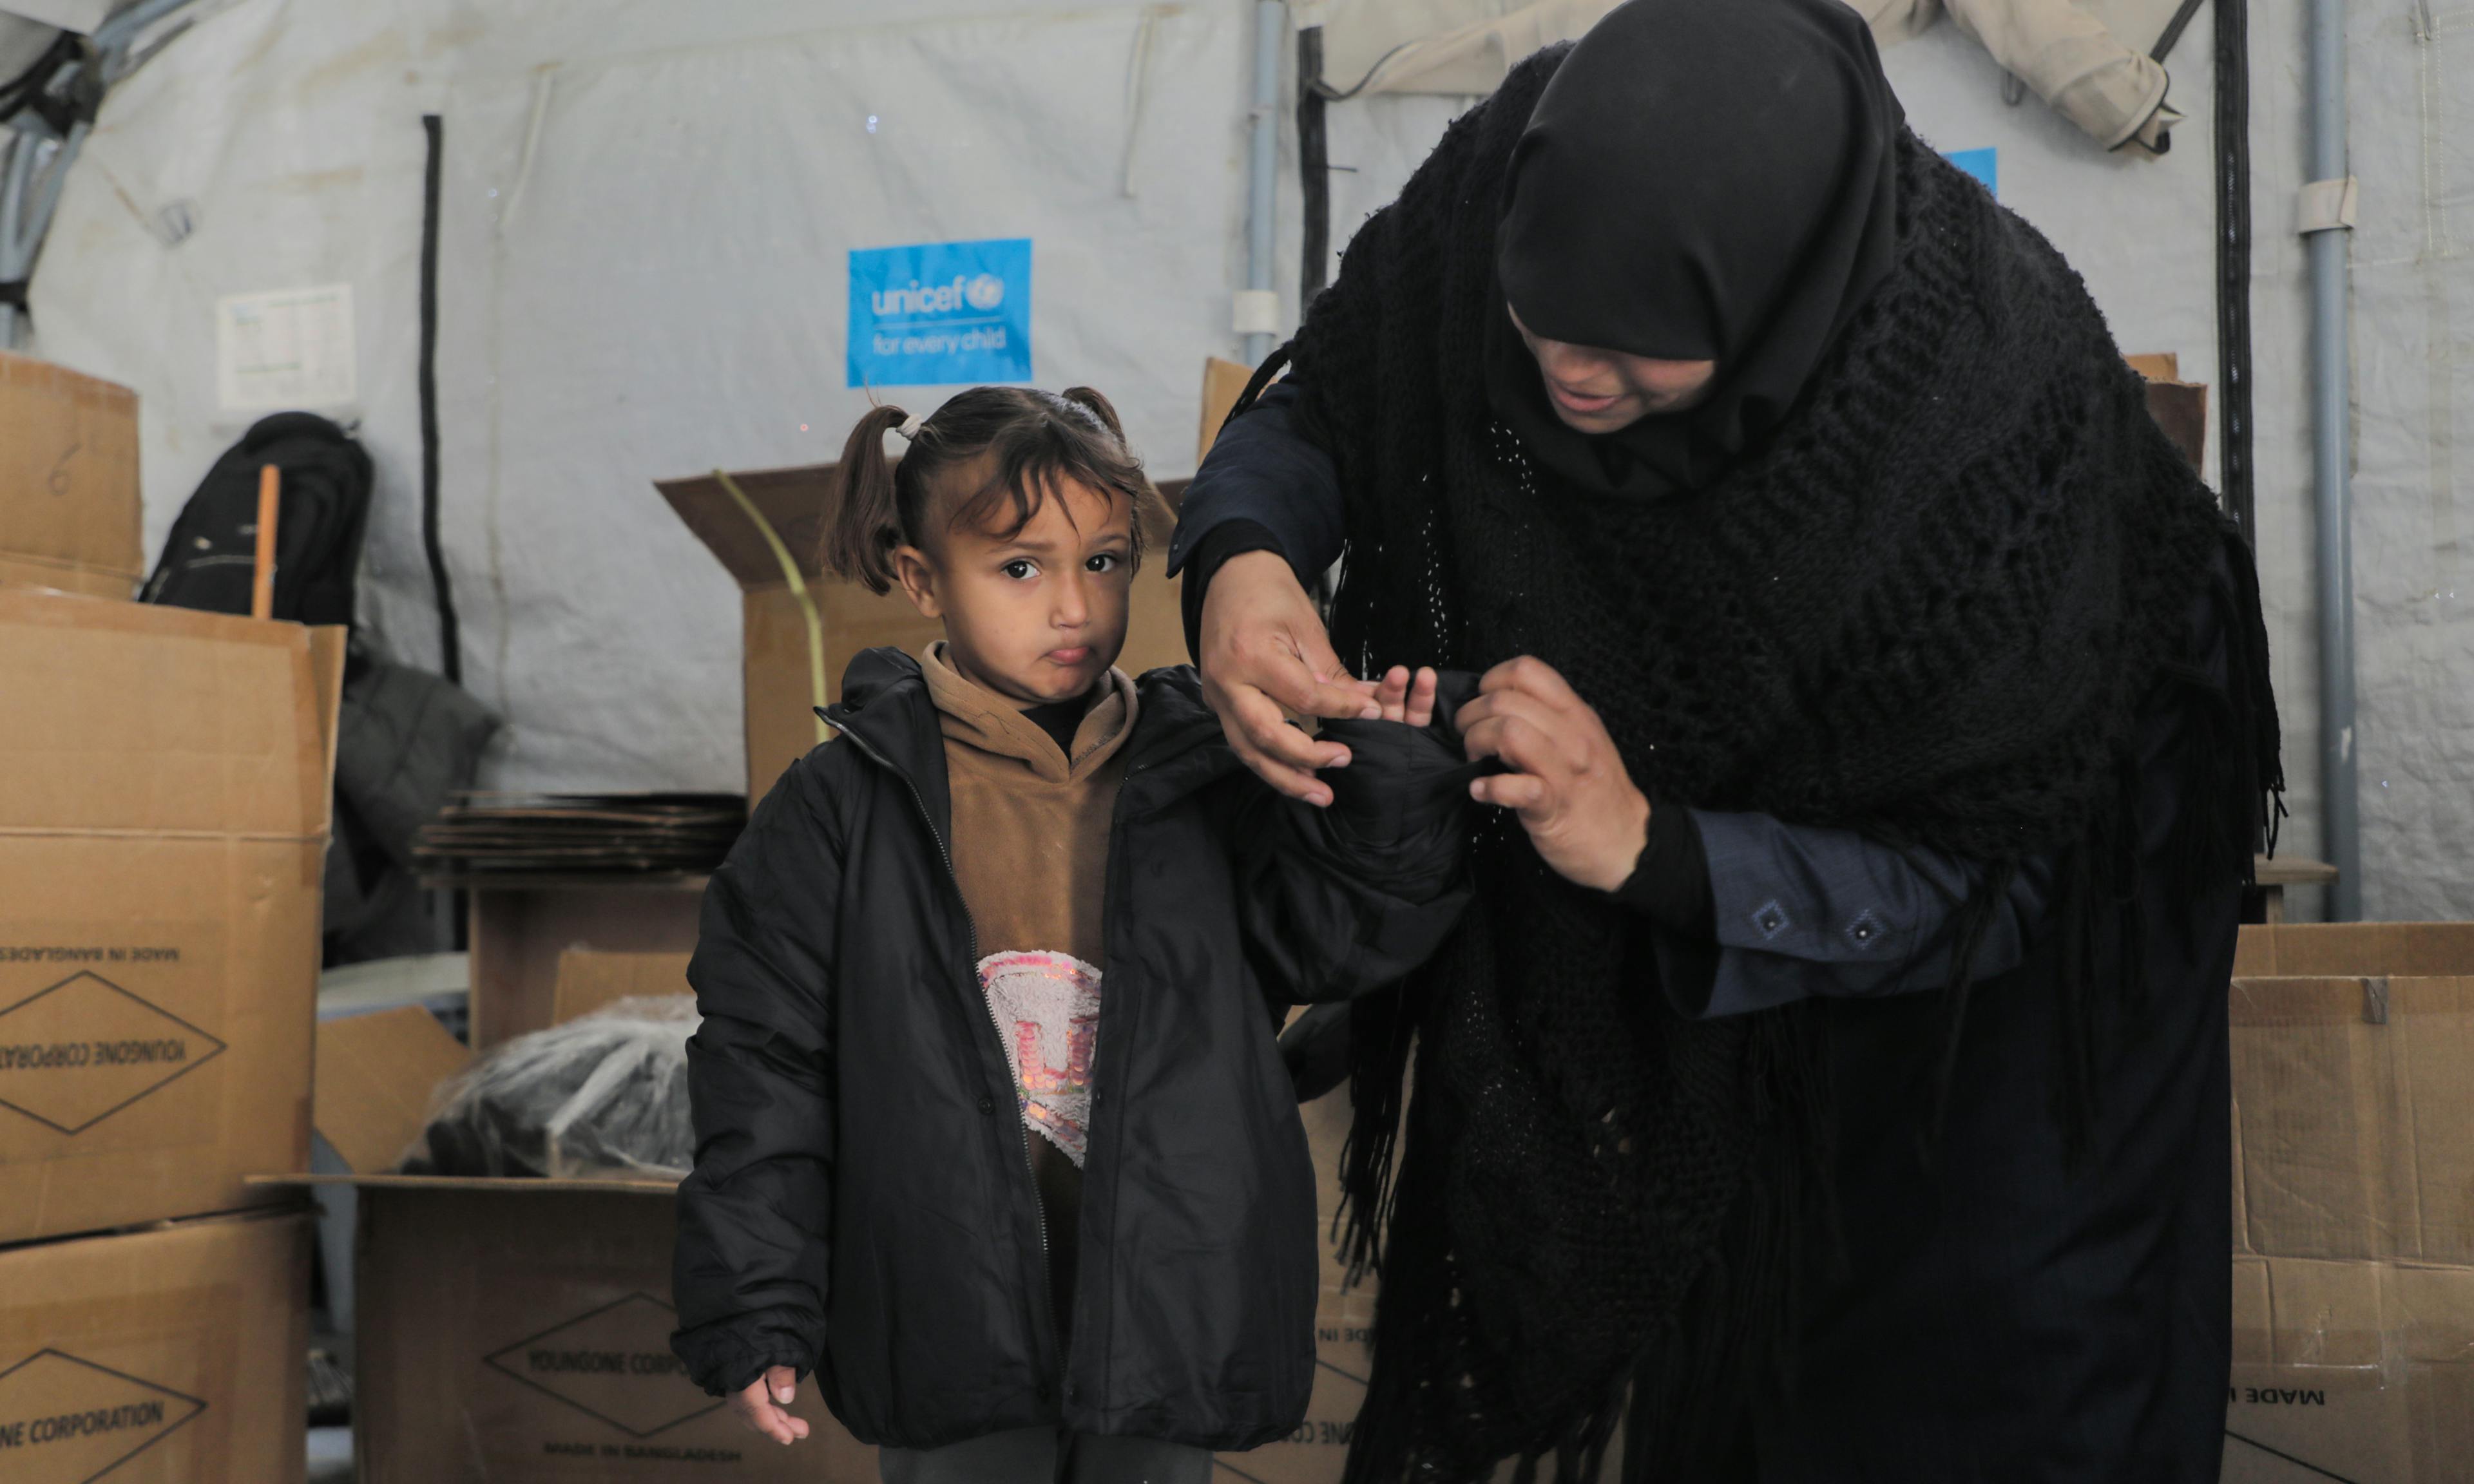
251;463;280;620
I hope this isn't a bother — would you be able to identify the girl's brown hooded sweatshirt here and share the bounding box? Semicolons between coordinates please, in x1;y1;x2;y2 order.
919;643;1138;1338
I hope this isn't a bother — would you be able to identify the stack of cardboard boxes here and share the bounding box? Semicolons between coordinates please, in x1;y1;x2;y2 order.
0;350;341;1481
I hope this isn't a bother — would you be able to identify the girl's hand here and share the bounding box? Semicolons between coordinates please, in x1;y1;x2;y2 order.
1370;665;1441;728
1455;657;1650;891
730;1366;810;1447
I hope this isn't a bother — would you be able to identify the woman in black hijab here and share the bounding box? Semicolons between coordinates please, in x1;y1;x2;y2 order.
1488;0;1901;498
1171;1;2277;1481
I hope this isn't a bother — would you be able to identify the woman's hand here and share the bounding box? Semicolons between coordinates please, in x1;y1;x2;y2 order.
1198;550;1384;806
730;1366;810;1447
1455;656;1650;891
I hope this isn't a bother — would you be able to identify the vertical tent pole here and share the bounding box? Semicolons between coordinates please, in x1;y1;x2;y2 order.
2306;0;2359;918
1242;0;1284;366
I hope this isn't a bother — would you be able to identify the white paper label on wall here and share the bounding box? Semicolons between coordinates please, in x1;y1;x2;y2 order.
215;284;356;413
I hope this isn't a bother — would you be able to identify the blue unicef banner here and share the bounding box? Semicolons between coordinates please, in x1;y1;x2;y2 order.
1945;147;1997;198
847;238;1033;387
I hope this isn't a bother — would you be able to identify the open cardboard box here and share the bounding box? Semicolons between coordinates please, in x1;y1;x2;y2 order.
466;881;706;1053
307;1171;876;1483
0;351;143;601
553;948;692;1025
2223;922;2474;1483
282;964;875;1480
0;590;342;1242
653;464;1193;803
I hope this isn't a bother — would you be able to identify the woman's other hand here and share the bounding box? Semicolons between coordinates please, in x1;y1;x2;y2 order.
1456;656;1649;891
730;1365;810;1447
1199;550;1383;806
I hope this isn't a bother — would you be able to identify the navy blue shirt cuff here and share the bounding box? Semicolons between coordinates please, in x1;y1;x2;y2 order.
1613;806;1714;935
1178;520;1289;662
1610;808;1723;1018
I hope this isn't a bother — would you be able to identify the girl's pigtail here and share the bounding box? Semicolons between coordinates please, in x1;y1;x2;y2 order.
824;404;912;594
1059;386;1128;448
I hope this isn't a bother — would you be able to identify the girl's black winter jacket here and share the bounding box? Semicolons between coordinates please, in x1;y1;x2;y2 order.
669;649;1470;1452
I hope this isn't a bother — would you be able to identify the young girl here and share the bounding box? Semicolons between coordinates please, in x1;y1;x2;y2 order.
669;386;1469;1484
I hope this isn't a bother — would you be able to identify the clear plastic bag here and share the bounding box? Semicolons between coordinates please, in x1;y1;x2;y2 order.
401;995;698;1180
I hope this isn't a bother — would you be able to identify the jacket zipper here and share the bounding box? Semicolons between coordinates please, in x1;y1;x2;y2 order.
836;725;1059;1397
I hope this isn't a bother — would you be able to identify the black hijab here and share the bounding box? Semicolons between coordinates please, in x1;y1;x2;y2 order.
1486;0;1905;498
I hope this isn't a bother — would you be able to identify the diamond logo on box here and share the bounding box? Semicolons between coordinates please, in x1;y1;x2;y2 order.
0;1349;206;1482
0;973;226;1135
484;1293;724;1438
847;238;1033;387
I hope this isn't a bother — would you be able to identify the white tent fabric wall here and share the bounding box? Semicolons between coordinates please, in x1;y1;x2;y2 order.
34;0;1257;792
24;0;2474;918
424;8;1252;789
2332;1;2474;923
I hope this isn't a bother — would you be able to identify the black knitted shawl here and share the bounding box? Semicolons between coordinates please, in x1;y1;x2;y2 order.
1274;48;2281;1484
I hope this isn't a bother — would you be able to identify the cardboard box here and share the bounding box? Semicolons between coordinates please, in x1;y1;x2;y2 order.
1218;1087;1376;1484
314;1004;472;1175
0;352;142;600
470;884;707;1051
0;554;137;601
292;969;884;1479
555;949;693;1027
296;994;866;1476
655;464;1192;802
2223;922;2474;1483
2127;352;2209;471
0;1207;312;1483
312;1175;866;1483
311;955;689;1183
1199;357;1257;466
0;591;342;1242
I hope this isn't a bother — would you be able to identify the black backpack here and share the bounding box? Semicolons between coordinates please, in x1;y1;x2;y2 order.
142;412;374;627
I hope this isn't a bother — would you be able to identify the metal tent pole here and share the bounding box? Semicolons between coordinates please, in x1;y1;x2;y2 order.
2305;0;2360;918
1241;0;1284;365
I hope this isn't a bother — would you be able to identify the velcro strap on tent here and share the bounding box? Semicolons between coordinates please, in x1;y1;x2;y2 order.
712;470;829;746
2297;177;2358;235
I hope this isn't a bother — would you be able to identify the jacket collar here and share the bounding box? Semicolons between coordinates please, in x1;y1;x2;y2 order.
820;649;952;848
919;643;1138;785
824;649;1237;820
1118;664;1243;812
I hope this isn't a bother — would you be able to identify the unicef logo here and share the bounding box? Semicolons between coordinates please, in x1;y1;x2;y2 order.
868;271;1011;319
